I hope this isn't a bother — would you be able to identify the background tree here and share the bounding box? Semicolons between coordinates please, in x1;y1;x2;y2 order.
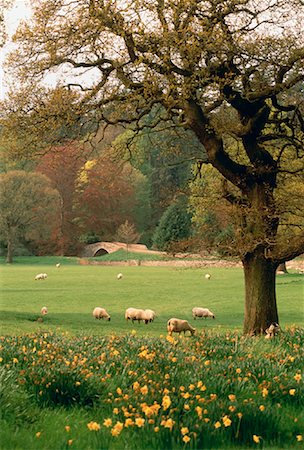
1;0;304;334
75;154;140;242
116;220;140;261
36;141;88;255
0;170;60;263
152;198;192;252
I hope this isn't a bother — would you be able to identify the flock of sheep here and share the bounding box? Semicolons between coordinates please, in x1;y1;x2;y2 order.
36;268;216;336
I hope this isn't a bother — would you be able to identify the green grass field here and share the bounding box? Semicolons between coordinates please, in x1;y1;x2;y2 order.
0;257;303;450
0;257;303;335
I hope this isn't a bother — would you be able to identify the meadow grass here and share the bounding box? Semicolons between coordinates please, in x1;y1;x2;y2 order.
0;257;303;449
0;257;303;335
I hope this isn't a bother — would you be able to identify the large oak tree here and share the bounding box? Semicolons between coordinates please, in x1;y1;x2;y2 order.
1;0;304;334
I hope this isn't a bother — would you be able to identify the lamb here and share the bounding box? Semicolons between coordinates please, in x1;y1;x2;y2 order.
56;263;61;268
167;318;196;336
205;273;211;280
117;273;123;280
40;306;48;315
35;273;48;280
125;307;147;324
92;307;111;321
192;307;215;319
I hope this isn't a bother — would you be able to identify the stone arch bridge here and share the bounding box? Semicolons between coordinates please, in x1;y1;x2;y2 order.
81;241;149;257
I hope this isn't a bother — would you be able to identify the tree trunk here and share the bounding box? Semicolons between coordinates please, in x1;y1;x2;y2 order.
242;249;278;335
6;239;13;264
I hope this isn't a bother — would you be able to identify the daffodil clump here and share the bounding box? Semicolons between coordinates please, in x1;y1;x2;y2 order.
0;327;303;449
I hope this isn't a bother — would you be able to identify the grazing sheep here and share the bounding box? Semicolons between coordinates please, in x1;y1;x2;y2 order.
265;322;280;339
205;273;211;280
192;307;215;320
93;307;111;321
125;307;147;323
56;263;61;268
144;309;156;323
40;306;48;315
167;318;196;336
117;273;123;280
35;273;48;280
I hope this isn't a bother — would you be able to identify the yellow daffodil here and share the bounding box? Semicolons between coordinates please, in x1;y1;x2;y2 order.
183;435;191;443
87;421;100;431
103;418;112;428
253;435;261;443
135;418;145;428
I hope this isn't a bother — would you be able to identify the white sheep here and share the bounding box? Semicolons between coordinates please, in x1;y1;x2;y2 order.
144;309;156;323
192;307;215;319
92;307;111;321
40;306;48;315
117;273;123;280
205;273;211;280
167;318;196;336
265;322;280;339
35;273;48;280
125;307;147;323
56;263;61;268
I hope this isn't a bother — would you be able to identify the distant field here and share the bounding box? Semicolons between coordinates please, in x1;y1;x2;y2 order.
0;257;303;335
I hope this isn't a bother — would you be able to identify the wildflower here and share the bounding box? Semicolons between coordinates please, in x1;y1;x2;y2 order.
75;381;81;386
294;374;302;382
111;422;124;437
205;360;210;366
154;427;160;432
262;388;268;397
35;432;41;438
165;373;170;379
140;385;148;395
183;435;191;443
87;421;100;431
189;384;195;390
228;394;236;402
289;389;296;396
259;405;265;411
214;421;221;429
131;329;136;335
135;418;145;428
133;381;140;391
103;418;112;428
223;416;232;427
113;408;119;414
210;393;217;400
184;404;190;410
116;387;122;396
162;395;171;410
296;435;303;441
68;440;73;446
229;405;236;412
181;427;189;435
124;418;134;427
195;406;203;418
237;413;243;419
65;426;71;432
12;358;18;364
253;435;261;443
204;418;210;423
236;368;241;374
161;418;175;430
